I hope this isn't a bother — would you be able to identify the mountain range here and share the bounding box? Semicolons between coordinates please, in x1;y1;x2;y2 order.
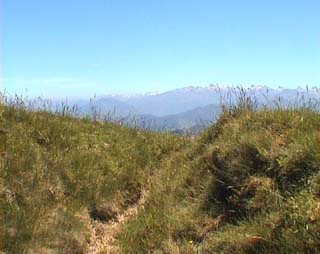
71;85;319;132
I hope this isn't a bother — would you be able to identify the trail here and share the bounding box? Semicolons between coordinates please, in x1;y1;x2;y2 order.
84;189;147;254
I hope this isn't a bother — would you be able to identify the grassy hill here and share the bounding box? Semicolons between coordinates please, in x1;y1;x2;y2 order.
1;96;320;254
0;99;189;253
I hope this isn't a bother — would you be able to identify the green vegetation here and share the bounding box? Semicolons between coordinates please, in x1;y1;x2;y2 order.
1;94;320;254
0;98;188;253
118;103;320;253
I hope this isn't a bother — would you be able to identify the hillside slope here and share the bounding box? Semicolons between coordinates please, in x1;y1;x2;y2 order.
0;102;189;254
1;99;320;254
119;107;320;254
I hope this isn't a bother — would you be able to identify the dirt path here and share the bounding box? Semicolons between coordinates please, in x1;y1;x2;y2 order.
85;189;147;254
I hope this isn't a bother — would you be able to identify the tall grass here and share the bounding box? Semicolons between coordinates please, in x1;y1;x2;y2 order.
118;87;320;254
0;92;188;253
1;87;320;254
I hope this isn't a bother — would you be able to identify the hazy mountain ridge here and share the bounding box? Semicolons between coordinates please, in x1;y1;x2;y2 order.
132;104;221;132
73;85;319;131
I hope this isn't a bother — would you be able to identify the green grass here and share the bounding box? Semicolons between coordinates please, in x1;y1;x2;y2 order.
1;93;320;254
118;107;320;254
0;101;189;253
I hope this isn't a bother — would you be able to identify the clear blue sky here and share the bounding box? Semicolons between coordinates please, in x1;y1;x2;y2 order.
2;0;320;99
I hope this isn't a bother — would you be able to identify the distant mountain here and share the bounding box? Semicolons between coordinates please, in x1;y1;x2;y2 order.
99;85;319;116
123;86;222;116
72;97;137;117
132;104;221;131
72;85;319;132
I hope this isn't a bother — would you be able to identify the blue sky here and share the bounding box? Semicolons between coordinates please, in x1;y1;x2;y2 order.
2;0;320;98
